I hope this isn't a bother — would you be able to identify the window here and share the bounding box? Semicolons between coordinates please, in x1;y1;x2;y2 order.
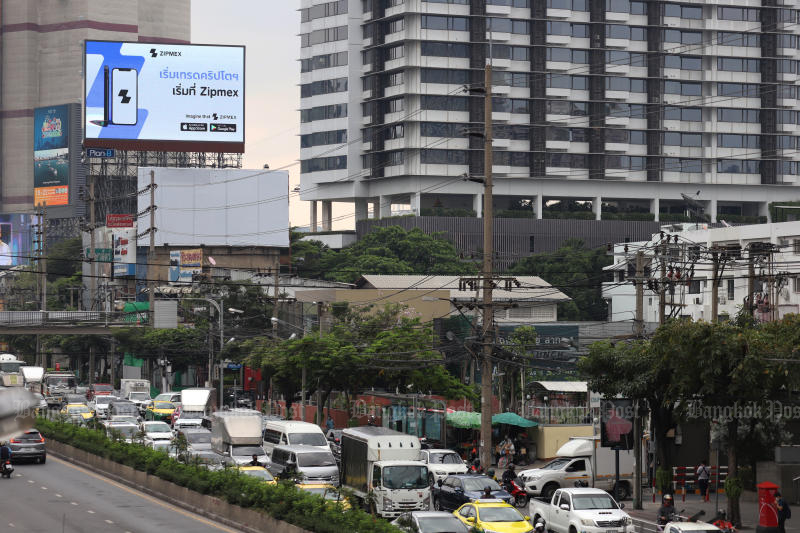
300;129;347;148
300;155;347;173
548;21;588;37
487;18;530;34
665;81;702;96
663;29;702;44
664;158;702;173
718;7;760;21
547;153;588;168
664;132;702;147
421;15;468;31
606;50;646;66
549;48;589;64
300;103;347;123
548;100;589;116
548;127;588;142
424;0;469;3
718;134;759;148
717;159;760;173
606;102;646;118
664;55;702;70
664;107;702;121
547;74;588;90
385;44;404;60
548;0;588;10
718;32;760;47
301;51;348;73
301;0;348;22
717;109;760;123
606;24;647;40
421;68;471;85
301;25;348;47
718;57;760;72
421;149;468;165
387;18;404;34
688;280;701;294
606;77;646;92
778;60;799;74
421;41;470;58
794;277;800;294
607;155;646;170
421;95;469;111
664;3;702;19
606;0;629;13
387;71;404;87
727;279;735;300
300;77;348;98
717;83;759;98
778;34;798;49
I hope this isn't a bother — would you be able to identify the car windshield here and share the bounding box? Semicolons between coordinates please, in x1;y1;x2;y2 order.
242;469;274;481
111;426;138;437
129;392;150;400
94;385;113;392
573;494;619;510
418;516;469;533
67;405;89;413
463;478;501;492
478;506;526;523
185;432;211;444
111;416;137;424
297;452;337;467
382;465;429;490
146;423;172;433
288;433;327;446
180;411;204;419
541;458;570;471
96;397;118;405
153;402;175;410
113;403;138;413
429;452;463;465
231;445;265;457
46;377;76;388
16;432;43;442
301;487;342;501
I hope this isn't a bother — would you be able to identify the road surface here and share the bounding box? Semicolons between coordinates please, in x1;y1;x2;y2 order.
0;455;243;532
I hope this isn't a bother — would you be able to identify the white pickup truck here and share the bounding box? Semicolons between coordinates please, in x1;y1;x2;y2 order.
529;488;632;533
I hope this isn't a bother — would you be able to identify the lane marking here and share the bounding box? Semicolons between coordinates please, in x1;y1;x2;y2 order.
27;480;33;484
51;456;241;533
105;519;114;524
87;510;95;514
55;494;62;498
41;486;47;490
70;502;78;506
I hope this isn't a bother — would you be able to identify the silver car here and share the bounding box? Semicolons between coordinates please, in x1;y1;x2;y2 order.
268;445;339;486
391;511;470;533
9;429;46;464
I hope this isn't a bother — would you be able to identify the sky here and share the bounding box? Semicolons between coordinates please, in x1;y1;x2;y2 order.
191;0;307;227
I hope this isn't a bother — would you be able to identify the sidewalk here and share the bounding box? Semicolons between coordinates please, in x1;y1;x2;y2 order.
627;490;798;533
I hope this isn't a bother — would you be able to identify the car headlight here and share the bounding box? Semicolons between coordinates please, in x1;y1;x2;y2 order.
624;517;633;525
526;474;542;481
581;519;596;526
382;496;392;510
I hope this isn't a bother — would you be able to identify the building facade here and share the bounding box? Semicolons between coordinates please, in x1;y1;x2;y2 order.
603;221;800;323
0;0;191;214
300;0;800;230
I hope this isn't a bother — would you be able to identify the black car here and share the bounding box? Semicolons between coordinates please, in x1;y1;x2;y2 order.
9;429;46;464
432;474;513;512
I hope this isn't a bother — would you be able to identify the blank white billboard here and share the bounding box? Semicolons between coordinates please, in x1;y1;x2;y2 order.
137;167;289;248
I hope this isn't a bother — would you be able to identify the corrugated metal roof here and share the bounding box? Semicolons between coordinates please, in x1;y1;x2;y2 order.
359;275;570;302
534;381;588;392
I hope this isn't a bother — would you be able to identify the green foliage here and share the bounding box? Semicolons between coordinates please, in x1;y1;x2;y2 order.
601;212;655;221
542;211;596;220
725;475;743;501
508;239;612;321
656;468;673;494
37;418;402;533
769;201;800;222
420;207;477;217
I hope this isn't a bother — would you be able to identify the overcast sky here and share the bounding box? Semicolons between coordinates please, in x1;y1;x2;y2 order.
192;0;306;226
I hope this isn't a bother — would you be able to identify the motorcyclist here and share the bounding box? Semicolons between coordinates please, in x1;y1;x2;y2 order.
658;494;676;525
502;463;518;486
0;442;11;462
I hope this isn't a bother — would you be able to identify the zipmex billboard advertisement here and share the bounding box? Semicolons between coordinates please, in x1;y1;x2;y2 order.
84;41;245;152
34;105;70;206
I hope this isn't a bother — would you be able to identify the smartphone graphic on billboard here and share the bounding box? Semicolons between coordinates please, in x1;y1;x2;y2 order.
111;68;138;126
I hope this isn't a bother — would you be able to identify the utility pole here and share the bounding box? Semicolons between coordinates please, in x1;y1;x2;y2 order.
479;55;495;474
659;243;667;325
148;169;156;325
634;250;645;337
747;251;755;316
711;248;720;323
40;202;47;314
89;173;97;311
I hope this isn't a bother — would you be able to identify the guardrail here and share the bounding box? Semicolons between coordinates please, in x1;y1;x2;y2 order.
672;465;728;501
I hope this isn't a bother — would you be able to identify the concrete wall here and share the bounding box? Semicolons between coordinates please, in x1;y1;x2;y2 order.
535;424;594;459
47;440;311;533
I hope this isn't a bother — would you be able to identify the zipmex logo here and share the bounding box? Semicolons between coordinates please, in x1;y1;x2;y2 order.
150;48;158;58
118;90;131;104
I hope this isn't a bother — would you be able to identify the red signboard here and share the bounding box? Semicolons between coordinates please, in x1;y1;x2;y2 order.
106;214;134;228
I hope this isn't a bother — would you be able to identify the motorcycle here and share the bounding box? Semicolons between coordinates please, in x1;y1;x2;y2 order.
657;509;705;532
534;519;546;533
712;510;736;533
1;460;14;478
504;478;529;508
468;459;484;475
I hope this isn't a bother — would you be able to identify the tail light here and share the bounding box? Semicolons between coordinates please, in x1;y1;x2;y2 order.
10;439;20;444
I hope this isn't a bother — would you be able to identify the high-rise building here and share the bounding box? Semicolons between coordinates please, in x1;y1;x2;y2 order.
300;0;800;230
0;0;191;214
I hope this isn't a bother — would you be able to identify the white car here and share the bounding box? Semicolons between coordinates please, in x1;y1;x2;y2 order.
662;520;722;533
530;488;632;533
420;449;468;485
140;421;174;442
105;422;139;443
91;395;119;419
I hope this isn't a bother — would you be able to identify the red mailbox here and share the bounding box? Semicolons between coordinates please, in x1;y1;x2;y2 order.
756;481;780;533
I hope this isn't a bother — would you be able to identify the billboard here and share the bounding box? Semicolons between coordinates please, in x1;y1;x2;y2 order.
600;399;634;449
33;105;70;206
0;214;37;267
84;41;245;152
113;228;136;277
168;249;203;283
138;168;289;248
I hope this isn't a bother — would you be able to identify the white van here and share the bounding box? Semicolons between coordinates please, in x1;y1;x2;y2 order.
262;420;328;456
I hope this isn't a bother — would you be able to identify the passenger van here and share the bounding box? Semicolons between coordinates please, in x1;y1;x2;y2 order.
268;444;339;486
262;420;329;456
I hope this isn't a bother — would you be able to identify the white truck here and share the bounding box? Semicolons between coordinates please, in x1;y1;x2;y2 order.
173;388;214;429
120;379;151;411
209;410;268;465
340;426;430;519
529;487;633;533
21;366;44;390
42;371;78;408
518;437;645;500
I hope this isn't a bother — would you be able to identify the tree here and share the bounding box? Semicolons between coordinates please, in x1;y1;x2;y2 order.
507;239;611;321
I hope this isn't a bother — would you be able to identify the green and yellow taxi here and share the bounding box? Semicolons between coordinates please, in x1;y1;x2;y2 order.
454;499;534;533
60;403;95;424
298;483;351;510
145;401;176;421
239;465;277;485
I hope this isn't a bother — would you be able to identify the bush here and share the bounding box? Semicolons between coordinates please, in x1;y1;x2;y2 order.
420;207;477;217
37;418;401;533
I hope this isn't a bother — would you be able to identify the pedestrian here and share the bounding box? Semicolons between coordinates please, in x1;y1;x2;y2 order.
696;460;710;500
776;491;791;533
326;414;335;431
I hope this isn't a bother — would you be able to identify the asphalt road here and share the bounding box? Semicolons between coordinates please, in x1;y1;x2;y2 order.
0;455;244;533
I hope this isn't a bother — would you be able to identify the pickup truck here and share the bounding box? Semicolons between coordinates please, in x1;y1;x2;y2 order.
529;487;632;533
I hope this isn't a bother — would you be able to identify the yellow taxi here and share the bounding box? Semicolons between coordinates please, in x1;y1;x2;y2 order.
60;403;95;424
298;483;351;510
453;499;533;533
239;466;277;485
145;401;176;422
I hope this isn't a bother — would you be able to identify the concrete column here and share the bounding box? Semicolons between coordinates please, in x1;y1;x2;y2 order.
379;195;392;218
473;193;483;218
708;199;718;223
593;196;602;221
321;201;333;231
759;201;772;223
535;195;543;219
650;198;660;222
355;199;368;221
410;192;422;215
309;201;318;232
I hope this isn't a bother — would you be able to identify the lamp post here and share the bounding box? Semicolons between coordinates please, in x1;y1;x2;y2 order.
272;316;304;420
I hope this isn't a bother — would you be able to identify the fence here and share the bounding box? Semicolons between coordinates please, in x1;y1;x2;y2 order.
0;311;142;327
672;465;728;500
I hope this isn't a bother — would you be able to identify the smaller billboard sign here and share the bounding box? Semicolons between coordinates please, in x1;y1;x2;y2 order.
0;214;38;267
600;399;634;449
106;214;135;228
33;105;70;206
168;248;203;283
112;228;136;277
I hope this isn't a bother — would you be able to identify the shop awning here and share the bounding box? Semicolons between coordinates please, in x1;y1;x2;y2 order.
533;381;588;393
492;412;538;428
446;411;481;429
